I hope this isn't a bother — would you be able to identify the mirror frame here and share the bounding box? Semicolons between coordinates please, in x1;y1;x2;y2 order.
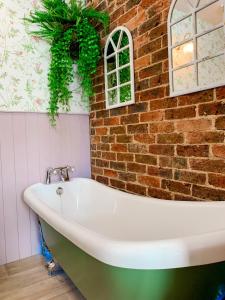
104;26;135;109
168;0;225;97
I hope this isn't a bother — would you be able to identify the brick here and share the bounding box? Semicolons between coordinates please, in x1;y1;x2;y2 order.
149;145;174;156
140;87;165;101
186;132;224;144
190;158;225;174
139;14;161;35
150;122;174;133
95;127;108;135
128;144;148;153
119;172;136;182
110;126;126;134
159;156;172;168
97;143;110;151
101;135;115;143
127;124;148;134
138;39;161;57
215;116;225;130
157;133;184;144
177;145;209;157
162;179;191;195
175;119;212;132
165;106;196;120
96;110;109;118
117;135;133;143
149;23;167;40
209;173;225;189
134;134;155;144
174;194;202;201
134;55;151;70
117;153;134;161
121;114;139;124
148;187;172;200
212;145;225;159
199;101;225;116
150;73;169;87
138;175;160;187
96;176;109;185
92;166;103;175
111;144;127;152
174;170;206;185
126;183;147;195
104;169;118;178
104;117;120;126
110;161;126;171
178;90;213;106
128;102;148;114
139;63;162;79
140;111;164;122
110;178;126;190
192;185;225;201
111;6;125;22
96;159;109;168
216;87;225;100
135;154;157;165
150;98;177;110
102;152;116;160
172;157;187;169
110;106;127;116
152;48;168;63
118;7;137;24
126;0;141;10
148;166;172;179
127;162;146;173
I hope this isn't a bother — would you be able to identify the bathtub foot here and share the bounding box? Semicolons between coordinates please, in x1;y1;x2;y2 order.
45;259;64;276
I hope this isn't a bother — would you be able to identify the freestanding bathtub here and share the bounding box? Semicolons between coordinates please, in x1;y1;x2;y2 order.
24;178;225;300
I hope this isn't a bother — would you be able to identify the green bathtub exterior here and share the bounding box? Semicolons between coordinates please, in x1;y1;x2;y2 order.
40;219;225;300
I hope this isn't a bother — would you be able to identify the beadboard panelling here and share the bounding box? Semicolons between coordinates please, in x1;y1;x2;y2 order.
0;112;91;265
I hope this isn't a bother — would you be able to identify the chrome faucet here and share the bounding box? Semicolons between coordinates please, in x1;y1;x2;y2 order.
46;166;75;184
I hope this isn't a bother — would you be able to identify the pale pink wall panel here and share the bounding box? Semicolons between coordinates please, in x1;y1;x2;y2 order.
0;112;90;265
12;114;32;259
25;113;41;256
0;114;20;263
0;144;6;265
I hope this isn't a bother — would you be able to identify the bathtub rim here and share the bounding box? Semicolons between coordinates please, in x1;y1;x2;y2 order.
24;178;225;270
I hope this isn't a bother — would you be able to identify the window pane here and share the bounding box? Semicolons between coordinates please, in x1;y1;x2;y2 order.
107;55;116;72
108;72;117;88
108;89;117;106
171;0;192;23
198;55;225;86
120;85;131;103
172;41;194;68
197;28;225;59
198;0;214;8
107;41;115;56
119;67;131;84
119;49;130;66
119;32;129;49
197;1;224;34
171;16;193;45
173;65;196;92
112;30;121;47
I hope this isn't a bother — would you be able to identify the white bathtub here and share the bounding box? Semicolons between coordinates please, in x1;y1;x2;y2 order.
24;178;225;270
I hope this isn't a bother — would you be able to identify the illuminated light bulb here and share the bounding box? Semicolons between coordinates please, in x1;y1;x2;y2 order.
183;42;194;54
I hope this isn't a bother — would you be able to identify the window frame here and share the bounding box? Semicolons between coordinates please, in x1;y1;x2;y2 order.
104;26;135;109
168;0;225;97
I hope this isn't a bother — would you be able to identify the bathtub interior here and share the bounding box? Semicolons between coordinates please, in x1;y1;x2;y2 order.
28;179;225;242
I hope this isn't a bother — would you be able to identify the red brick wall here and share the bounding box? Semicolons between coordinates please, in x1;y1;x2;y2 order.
89;0;225;201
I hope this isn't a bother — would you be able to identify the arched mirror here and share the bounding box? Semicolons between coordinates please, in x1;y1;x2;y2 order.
104;26;135;109
168;0;225;96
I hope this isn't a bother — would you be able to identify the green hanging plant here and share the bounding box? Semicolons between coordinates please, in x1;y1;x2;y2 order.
25;0;109;125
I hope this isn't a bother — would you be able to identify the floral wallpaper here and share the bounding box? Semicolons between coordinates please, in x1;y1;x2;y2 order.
0;0;89;114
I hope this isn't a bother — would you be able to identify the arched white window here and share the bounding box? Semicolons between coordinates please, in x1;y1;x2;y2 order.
168;0;225;96
104;26;135;109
